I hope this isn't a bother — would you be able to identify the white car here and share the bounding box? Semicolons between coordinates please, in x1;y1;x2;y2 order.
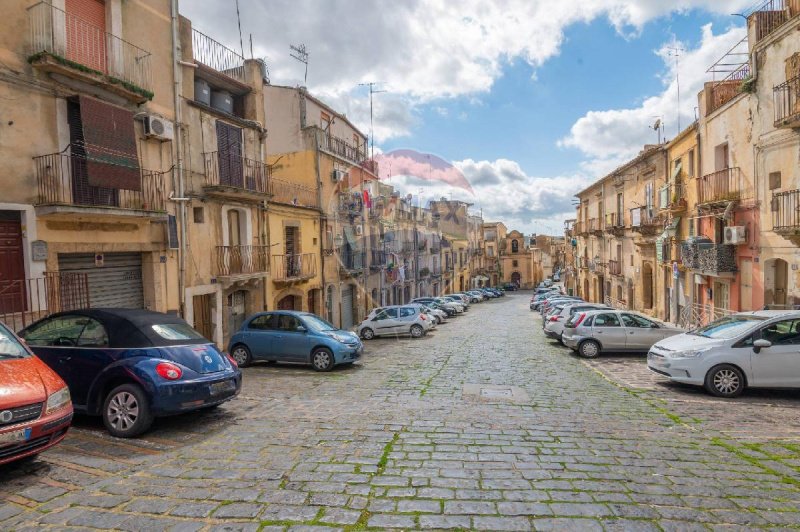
543;303;611;343
366;305;440;327
648;310;800;398
357;305;433;339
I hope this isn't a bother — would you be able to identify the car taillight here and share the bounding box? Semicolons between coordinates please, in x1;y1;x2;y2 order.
572;313;587;327
549;316;559;322
420;314;427;320
156;362;183;380
224;352;238;368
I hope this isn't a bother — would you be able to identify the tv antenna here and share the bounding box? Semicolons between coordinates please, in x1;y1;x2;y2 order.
651;116;664;144
290;44;309;85
358;81;386;162
667;45;685;133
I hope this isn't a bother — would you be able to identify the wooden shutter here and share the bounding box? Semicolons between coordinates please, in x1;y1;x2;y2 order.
216;121;244;188
65;0;107;74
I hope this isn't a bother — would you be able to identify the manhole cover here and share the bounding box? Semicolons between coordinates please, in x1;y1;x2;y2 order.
480;388;513;398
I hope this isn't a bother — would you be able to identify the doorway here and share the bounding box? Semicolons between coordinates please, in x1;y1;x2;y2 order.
0;212;25;313
278;294;299;311
642;263;654;309
764;258;788;307
192;294;214;341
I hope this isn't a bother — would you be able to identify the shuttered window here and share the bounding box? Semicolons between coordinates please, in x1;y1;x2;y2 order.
216;121;244;188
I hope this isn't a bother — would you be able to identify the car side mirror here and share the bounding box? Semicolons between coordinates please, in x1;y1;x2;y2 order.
753;339;771;354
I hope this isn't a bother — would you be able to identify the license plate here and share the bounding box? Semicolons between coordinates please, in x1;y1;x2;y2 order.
209;380;235;396
0;427;31;446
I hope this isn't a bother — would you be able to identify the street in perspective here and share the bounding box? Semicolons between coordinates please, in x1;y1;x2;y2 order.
2;0;800;530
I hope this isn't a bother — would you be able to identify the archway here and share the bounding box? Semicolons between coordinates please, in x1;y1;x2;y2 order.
277;294;300;311
764;258;789;307
511;271;521;287
642;263;654;309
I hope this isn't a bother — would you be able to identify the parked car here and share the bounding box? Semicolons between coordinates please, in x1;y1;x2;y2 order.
411;297;462;315
228;311;362;371
563;309;684;358
540;297;583;316
372;304;444;325
442;295;470;310
357;305;432;339
503;283;518;291
0;322;73;465
543;303;611;344
20;309;241;438
648;311;800;398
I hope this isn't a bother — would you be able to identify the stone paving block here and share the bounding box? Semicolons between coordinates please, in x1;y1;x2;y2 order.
473;515;532;531
212;502;263;519
397;498;442;513
497;501;553;516
261;504;320;522
418;514;472;529
532;517;604;531
444;500;497;515
318;507;361;525
367;513;416;528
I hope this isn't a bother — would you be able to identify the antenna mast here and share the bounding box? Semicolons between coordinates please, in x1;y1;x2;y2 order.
235;0;245;59
358;82;386;162
668;45;685;133
290;44;309;85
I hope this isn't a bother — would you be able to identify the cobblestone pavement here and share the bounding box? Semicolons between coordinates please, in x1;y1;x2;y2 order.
2;292;800;530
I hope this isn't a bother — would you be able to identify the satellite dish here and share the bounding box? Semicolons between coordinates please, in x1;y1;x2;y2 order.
652;119;661;130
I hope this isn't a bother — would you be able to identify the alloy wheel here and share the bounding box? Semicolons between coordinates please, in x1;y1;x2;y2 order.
107;391;139;432
713;369;740;395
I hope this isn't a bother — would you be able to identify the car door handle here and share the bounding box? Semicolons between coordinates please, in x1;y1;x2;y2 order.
59;357;71;363
629;331;635;335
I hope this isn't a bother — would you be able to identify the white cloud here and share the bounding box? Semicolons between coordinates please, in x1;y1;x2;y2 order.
181;1;752;142
559;23;746;173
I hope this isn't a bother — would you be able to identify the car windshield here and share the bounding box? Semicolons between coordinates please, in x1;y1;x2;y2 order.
689;315;765;339
151;323;207;341
0;325;28;359
303;315;338;332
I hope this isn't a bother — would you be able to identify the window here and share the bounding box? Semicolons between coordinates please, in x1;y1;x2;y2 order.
688;149;695;177
321;111;332;131
511;239;519;253
151;323;206;341
593;313;621;327
249;314;276;330
374;308;398;321
399;307;416;318
23;315;89;347
0;324;29;358
277;314;301;331
769;171;782;190
193;207;204;223
512;260;518;267
77;319;109;347
621;313;655;328
760;319;800;345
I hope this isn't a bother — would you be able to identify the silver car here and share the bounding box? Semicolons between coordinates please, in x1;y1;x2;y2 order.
562;309;684;358
543;303;611;344
648;311;800;398
357;305;432;339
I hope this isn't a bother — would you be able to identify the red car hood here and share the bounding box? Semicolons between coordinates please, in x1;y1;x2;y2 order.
0;357;55;409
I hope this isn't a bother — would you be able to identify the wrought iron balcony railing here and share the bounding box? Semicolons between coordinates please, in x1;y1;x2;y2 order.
191;28;246;83
316;129;367;165
748;0;799;44
28;2;153;97
370;250;386;269
271;253;316;281
607;259;622;276
681;242;736;274
697;167;746;205
658;183;687;211
216;245;268;277
772;189;800;233
269;178;318;209
203;151;270;194
33;151;166;211
774;75;800;128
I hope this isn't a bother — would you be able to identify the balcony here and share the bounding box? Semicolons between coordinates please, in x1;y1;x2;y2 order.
370;250;386;270
772;189;800;235
191;28;247;89
202;151;270;201
630;207;662;236
574;221;587;236
774;76;800;129
607;260;623;276
339;251;365;277
748;0;800;44
316;130;367;166
588;218;603;235
269;178;319;209
579;257;589;270
604;213;625;236
658;183;687;212
0;272;90;331
27;2;153;103
705;37;750;115
697;167;747;206
33;151;167;219
215;246;268;279
431;265;442;277
271;253;316;283
682;241;737;276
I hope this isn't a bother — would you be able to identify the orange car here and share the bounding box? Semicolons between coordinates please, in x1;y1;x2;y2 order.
0;322;72;466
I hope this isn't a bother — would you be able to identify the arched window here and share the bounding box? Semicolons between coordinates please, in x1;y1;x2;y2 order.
511;239;519;253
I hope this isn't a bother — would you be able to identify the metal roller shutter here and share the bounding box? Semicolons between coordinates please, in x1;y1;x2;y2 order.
58;252;144;309
341;286;354;330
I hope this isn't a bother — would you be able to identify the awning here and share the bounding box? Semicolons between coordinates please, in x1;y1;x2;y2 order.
671;160;682;182
342;226;359;248
78;95;141;191
666;216;681;236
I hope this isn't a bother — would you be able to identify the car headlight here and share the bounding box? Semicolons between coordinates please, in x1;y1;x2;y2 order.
45;386;71;415
326;332;353;344
669;347;712;359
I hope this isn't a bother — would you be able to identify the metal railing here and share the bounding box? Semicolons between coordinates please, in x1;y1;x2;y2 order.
269;178;318;209
774;75;800;127
33;151;166;211
316;129;367;165
682;242;736;273
28;2;152;93
605;213;625;230
0;273;90;330
588;218;601;233
370;250;386;268
191;28;246;83
607;259;622;276
658;183;686;210
630;206;661;227
340;251;365;271
698;167;745;205
678;302;736;329
748;0;799;43
203;151;270;194
772;189;800;230
216;245;268;276
272;253;316;281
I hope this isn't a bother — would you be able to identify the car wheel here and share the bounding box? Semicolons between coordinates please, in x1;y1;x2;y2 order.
230;344;252;368
704;364;745;398
311;348;335;372
102;384;153;438
361;327;375;340
410;324;424;338
578;340;601;359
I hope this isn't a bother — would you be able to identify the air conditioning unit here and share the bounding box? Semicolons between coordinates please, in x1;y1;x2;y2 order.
332;169;348;182
724;226;746;245
144;115;174;141
354;226;363;236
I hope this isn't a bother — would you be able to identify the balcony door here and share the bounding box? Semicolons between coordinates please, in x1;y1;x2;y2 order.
216;122;244;188
67;99;118;207
285;226;299;277
65;0;107;75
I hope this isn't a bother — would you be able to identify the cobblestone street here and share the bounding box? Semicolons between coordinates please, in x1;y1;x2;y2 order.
3;292;800;530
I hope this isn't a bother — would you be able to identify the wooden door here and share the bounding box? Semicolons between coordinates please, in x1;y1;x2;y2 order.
192;294;213;341
740;259;753;311
0;214;25;313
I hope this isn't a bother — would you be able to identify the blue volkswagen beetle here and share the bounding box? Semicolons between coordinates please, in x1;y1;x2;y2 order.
19;309;241;438
228;311;362;371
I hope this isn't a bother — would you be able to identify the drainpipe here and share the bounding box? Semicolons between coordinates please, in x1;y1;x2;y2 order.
170;0;187;316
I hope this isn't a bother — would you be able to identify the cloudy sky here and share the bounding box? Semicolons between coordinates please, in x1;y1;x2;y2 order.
181;0;752;235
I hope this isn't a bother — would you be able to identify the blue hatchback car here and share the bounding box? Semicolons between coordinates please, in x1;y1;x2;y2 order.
19;309;241;438
228;311;363;371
